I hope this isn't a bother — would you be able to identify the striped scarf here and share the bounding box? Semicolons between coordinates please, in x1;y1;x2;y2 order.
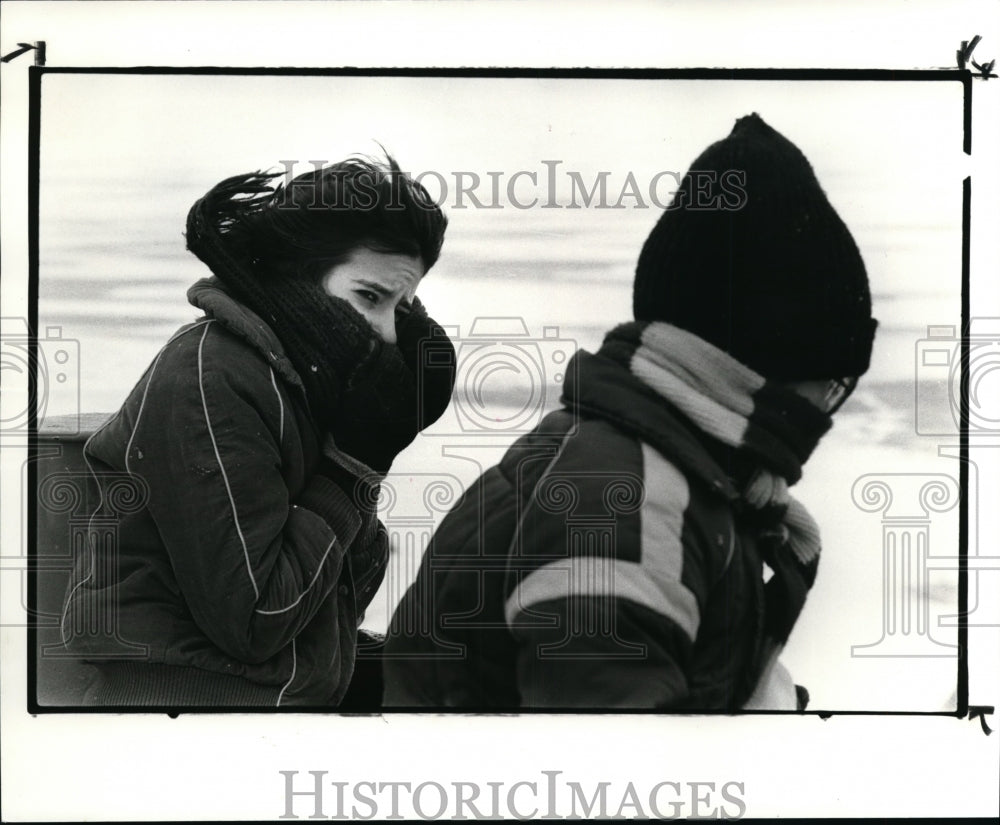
599;321;831;644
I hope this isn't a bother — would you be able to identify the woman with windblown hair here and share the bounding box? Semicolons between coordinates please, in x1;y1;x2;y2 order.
61;156;455;707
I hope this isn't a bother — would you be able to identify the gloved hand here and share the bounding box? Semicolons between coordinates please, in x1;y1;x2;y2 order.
315;437;382;509
394;296;457;431
757;528;820;645
330;297;455;474
310;437;389;616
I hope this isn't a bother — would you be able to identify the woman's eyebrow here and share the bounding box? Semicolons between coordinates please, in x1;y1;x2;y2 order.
354;279;394;297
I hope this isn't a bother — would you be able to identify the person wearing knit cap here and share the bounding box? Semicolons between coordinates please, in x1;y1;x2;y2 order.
61;156;456;707
383;114;876;710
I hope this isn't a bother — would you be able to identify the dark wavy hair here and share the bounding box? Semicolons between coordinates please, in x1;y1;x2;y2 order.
216;154;447;283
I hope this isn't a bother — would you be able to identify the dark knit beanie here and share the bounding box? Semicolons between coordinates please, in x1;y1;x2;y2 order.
633;113;877;381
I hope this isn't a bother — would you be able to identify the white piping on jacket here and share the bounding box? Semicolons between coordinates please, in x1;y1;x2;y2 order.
60;321;212;646
276;638;297;706
197;322;260;600
59;429;103;646
269;367;285;444
255;538;336;616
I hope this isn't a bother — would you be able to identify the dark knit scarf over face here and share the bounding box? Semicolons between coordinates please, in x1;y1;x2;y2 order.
184;172;453;473
597;321;833;649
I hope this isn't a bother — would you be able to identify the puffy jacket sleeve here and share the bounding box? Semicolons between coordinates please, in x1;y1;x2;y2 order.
504;431;722;709
110;321;363;664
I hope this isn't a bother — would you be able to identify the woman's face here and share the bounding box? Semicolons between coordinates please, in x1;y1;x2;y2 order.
321;247;424;344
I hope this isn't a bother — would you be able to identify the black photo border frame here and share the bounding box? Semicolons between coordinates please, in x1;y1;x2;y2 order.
23;63;978;723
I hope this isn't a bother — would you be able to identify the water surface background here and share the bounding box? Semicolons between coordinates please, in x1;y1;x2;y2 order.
36;75;966;709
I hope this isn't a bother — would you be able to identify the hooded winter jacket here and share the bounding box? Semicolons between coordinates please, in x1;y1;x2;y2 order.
60;279;388;706
383;336;815;710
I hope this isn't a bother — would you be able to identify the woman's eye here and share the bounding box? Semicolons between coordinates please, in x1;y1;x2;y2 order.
355;290;379;305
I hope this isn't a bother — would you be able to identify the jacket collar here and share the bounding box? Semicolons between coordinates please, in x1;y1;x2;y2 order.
187;277;303;390
187;277;389;480
562;349;739;501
